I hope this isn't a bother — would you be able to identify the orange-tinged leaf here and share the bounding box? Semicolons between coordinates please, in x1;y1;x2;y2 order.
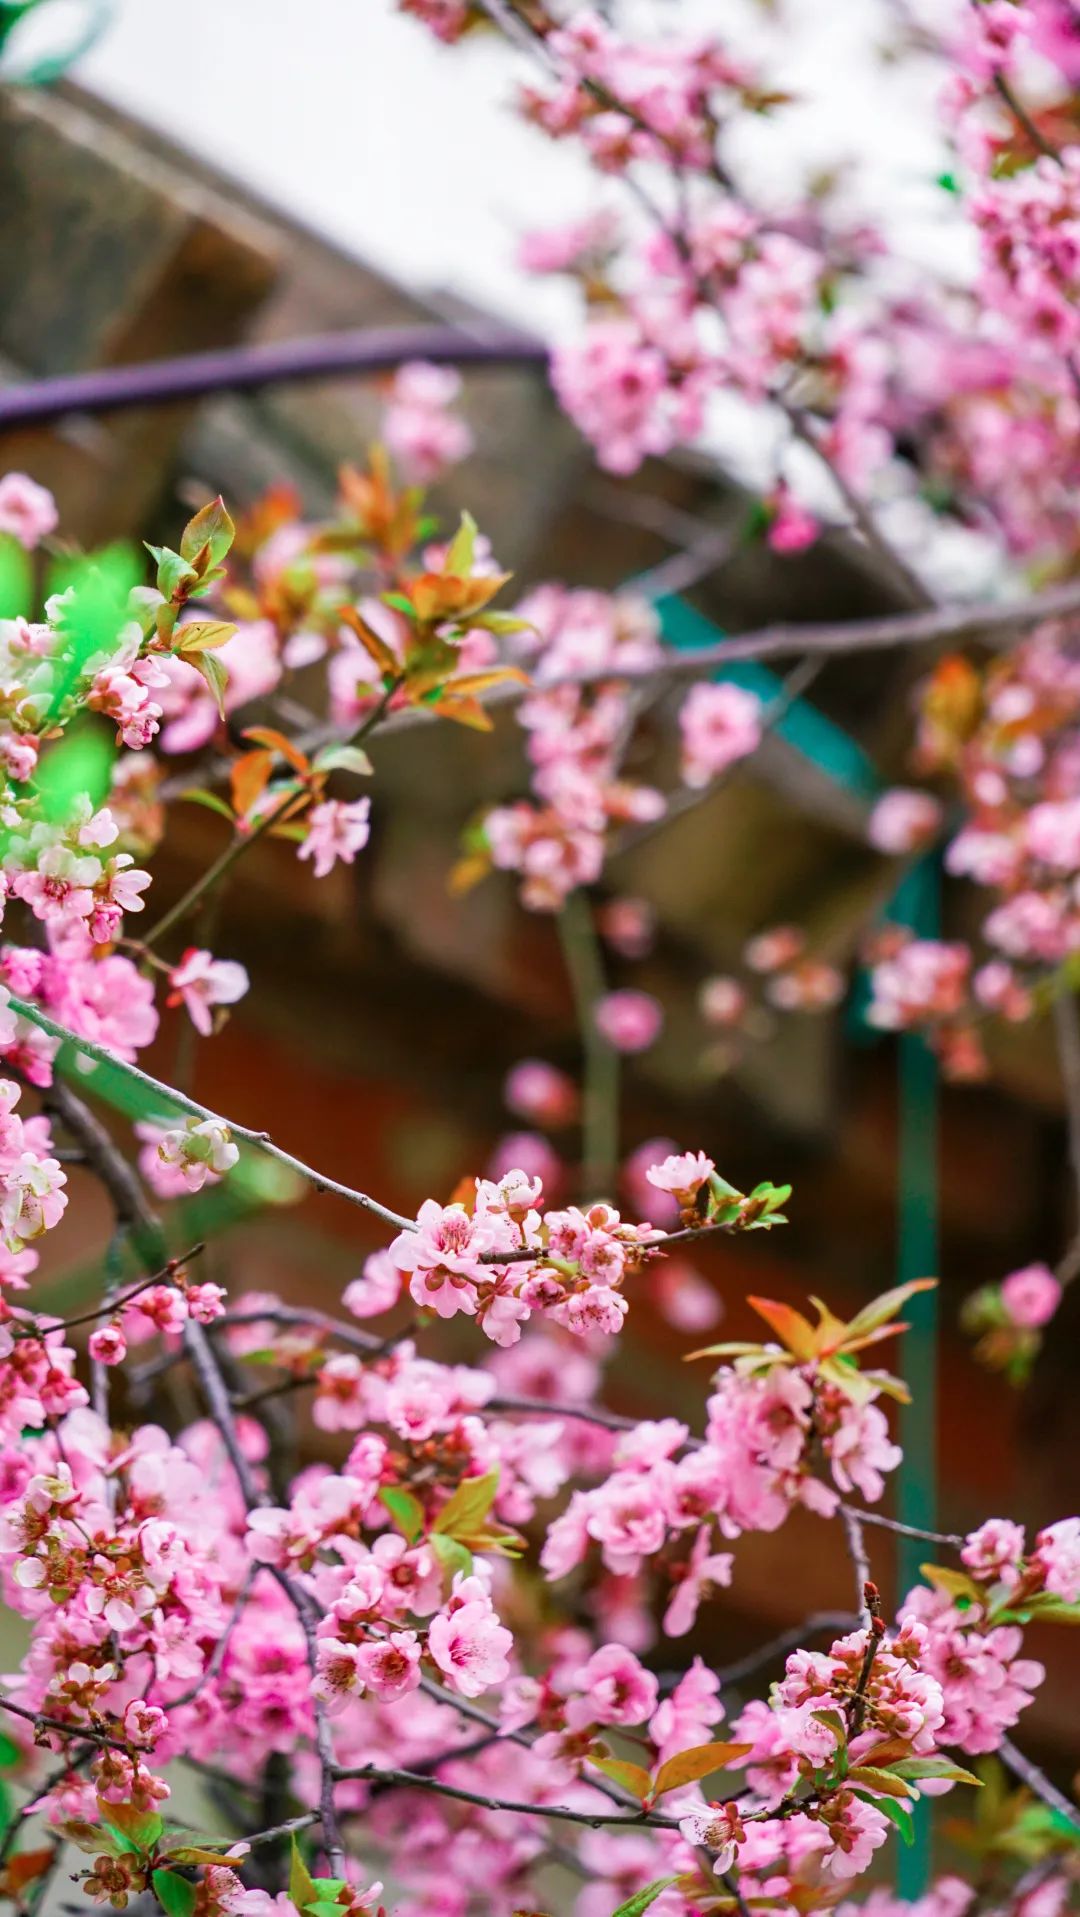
809;1295;852;1355
443;666;531;697
340;604;401;676
588;1756;654;1802
747;1296;821;1360
448;852;491;896
653;1741;752;1798
408;570;512;624
242;726;311;775
432;695;495;732
230;750;273;821
2;1847;57;1890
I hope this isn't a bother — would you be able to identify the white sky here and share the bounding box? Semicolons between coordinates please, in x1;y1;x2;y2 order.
4;0;996;589
65;0;961;333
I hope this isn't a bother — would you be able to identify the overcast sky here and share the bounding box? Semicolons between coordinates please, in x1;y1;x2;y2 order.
5;0;990;586
64;0;958;335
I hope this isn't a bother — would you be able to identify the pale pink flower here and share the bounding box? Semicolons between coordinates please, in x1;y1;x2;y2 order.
868;788;944;855
504;1059;578;1126
168;948;250;1036
664;1524;734;1635
645;1150;714;1205
679;682;762;789
88;1324;126;1366
428;1597;512;1697
0;472;58;549
343;1249;402;1319
1032;1518;1080;1604
355;1630;422;1700
1000;1263;1061;1328
566;1643;658;1728
594;990;663;1053
298;798;372;879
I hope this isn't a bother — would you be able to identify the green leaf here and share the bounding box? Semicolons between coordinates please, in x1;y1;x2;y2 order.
843;1279;937;1345
381;591;416;619
430;1532;473;1582
177;620;237;654
588;1757;654;1802
180;497;235;570
190;648;229;719
314;745;374;777
152;1870;198;1917
446;509;477;577
892;1757;982;1787
100;1803;164;1856
432;1469;499;1542
611;1880;679;1917
653;1740;752;1798
1020;1595;1080;1625
378;1485;424;1544
289;1836;318;1913
181;787;237;822
153;547;200;602
809;1708;848;1747
859;1793;915;1845
847;1766;916;1800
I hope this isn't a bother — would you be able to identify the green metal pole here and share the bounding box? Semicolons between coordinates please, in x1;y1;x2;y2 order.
893;861;941;1899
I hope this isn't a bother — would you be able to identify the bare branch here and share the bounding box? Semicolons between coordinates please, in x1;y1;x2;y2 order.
15;997;416;1233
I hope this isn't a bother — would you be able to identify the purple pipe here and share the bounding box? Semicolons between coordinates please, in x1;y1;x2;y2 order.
0;324;549;429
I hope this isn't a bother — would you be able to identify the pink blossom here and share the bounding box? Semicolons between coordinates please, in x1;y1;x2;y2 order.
1031;1518;1080;1604
355;1629;423;1700
384;361;474;482
868;788;945;855
1000;1263;1062;1328
664;1524;733;1635
298;798;372;879
88;1324;126;1366
565;1643;658;1728
679;682;763;789
342;1249;402;1320
167;947;250;1036
0;472;58;549
504;1059;579;1126
594;990;663;1053
645;1149;714;1205
428;1596;512;1697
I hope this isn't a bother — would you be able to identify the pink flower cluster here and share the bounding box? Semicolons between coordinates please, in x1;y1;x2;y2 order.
387;1168;660;1346
485;586;665;909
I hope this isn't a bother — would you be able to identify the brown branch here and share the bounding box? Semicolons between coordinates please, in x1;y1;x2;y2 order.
331;1760;685;1832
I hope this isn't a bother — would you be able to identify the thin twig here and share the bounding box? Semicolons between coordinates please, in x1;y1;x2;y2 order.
13;997;415;1232
330;1761;684;1832
841;1506;872;1619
